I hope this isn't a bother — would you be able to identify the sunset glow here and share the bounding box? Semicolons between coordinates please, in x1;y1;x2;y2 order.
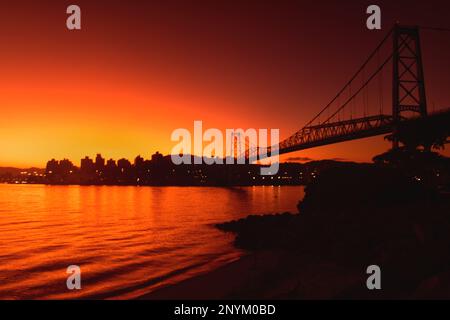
1;1;450;167
1;0;450;304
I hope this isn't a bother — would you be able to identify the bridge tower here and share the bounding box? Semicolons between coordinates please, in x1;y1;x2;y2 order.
392;25;428;148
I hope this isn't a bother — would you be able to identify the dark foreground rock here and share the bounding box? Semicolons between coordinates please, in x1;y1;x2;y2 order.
216;164;450;298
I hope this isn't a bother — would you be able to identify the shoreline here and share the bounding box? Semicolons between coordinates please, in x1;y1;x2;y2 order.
139;250;364;300
139;251;286;300
140;165;450;300
0;182;306;187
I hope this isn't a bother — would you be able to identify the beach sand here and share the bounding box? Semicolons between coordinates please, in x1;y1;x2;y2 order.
139;250;364;300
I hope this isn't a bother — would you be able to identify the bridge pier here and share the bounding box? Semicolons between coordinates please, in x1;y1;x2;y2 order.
392;25;428;149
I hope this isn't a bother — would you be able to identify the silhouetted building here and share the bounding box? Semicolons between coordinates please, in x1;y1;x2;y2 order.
81;156;95;173
46;159;58;174
95;154;105;172
106;158;116;168
134;155;144;169
59;159;75;175
151;152;164;165
45;158;76;184
42;153;324;186
117;158;132;171
104;158;118;183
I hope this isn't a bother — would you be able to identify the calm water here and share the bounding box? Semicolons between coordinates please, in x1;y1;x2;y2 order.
0;184;304;299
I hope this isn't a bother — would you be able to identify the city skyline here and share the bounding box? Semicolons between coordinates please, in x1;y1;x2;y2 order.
1;0;450;302
1;0;450;167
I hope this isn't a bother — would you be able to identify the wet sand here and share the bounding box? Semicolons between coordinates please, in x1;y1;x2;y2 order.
139;250;364;300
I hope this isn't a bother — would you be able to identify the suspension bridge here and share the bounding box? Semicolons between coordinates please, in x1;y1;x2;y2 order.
244;24;450;160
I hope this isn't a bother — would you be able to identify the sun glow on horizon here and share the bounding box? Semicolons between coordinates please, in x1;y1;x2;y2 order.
2;1;450;168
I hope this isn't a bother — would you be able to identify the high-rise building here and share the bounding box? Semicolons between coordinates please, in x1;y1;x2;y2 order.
45;159;58;174
151;151;164;164
80;156;95;173
95;154;105;172
134;155;145;169
106;159;116;168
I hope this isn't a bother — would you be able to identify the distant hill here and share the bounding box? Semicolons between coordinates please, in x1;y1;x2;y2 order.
0;167;45;175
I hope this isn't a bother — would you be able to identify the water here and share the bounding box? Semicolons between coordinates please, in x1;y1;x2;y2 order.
0;184;304;299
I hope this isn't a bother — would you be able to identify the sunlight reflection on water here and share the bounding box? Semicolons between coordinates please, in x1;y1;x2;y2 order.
0;184;304;299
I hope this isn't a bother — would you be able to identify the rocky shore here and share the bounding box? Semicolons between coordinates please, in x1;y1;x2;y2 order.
143;163;450;299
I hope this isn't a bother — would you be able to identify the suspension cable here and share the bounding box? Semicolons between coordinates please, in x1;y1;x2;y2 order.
322;53;394;124
300;27;394;129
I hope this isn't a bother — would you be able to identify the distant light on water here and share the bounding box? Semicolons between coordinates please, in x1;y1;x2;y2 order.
0;184;304;299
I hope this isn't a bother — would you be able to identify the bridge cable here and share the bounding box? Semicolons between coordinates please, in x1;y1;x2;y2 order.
377;50;383;115
279;25;450;149
362;67;367;118
299;27;394;129
322;52;394;124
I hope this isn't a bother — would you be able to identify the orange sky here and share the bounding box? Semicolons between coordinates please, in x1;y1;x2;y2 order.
1;0;449;167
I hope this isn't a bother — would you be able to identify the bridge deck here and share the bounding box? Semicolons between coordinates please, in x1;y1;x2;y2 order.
247;108;450;159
